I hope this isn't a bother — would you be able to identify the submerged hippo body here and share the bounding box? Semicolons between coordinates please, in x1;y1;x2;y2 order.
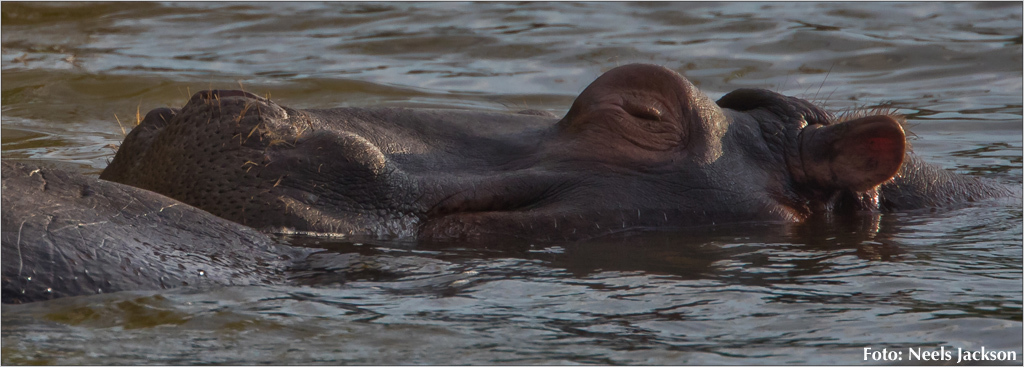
1;161;311;304
100;64;1012;241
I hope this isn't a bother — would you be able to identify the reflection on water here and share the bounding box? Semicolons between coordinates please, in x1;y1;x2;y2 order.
1;2;1021;365
3;206;1021;364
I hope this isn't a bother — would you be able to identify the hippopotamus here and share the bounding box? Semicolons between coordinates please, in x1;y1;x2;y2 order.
0;161;312;304
100;63;1012;241
2;63;1013;303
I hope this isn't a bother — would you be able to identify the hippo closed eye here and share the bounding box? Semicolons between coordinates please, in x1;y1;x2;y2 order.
100;63;1013;241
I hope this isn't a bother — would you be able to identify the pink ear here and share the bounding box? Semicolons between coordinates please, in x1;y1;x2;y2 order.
798;116;906;192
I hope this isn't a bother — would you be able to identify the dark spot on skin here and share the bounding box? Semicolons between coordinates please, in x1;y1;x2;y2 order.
79;185;94;198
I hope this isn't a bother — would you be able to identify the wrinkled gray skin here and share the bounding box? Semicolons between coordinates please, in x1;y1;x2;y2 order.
101;63;1013;241
1;161;312;304
3;64;1013;303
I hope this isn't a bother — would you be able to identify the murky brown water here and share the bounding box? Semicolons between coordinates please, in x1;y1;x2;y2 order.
2;2;1022;364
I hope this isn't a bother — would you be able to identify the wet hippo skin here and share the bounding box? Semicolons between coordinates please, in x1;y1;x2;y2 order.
1;161;312;304
3;63;1014;303
100;64;1014;241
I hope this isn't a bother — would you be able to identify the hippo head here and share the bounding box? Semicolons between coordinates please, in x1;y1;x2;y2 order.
102;64;906;241
423;64;905;238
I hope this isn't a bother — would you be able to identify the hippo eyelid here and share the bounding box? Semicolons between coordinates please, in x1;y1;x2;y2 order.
616;102;663;123
634;107;663;121
615;92;665;122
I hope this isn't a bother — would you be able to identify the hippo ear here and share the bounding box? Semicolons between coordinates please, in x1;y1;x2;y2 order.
797;115;906;192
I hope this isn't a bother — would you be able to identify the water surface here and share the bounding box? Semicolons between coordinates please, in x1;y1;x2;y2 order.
2;2;1022;364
